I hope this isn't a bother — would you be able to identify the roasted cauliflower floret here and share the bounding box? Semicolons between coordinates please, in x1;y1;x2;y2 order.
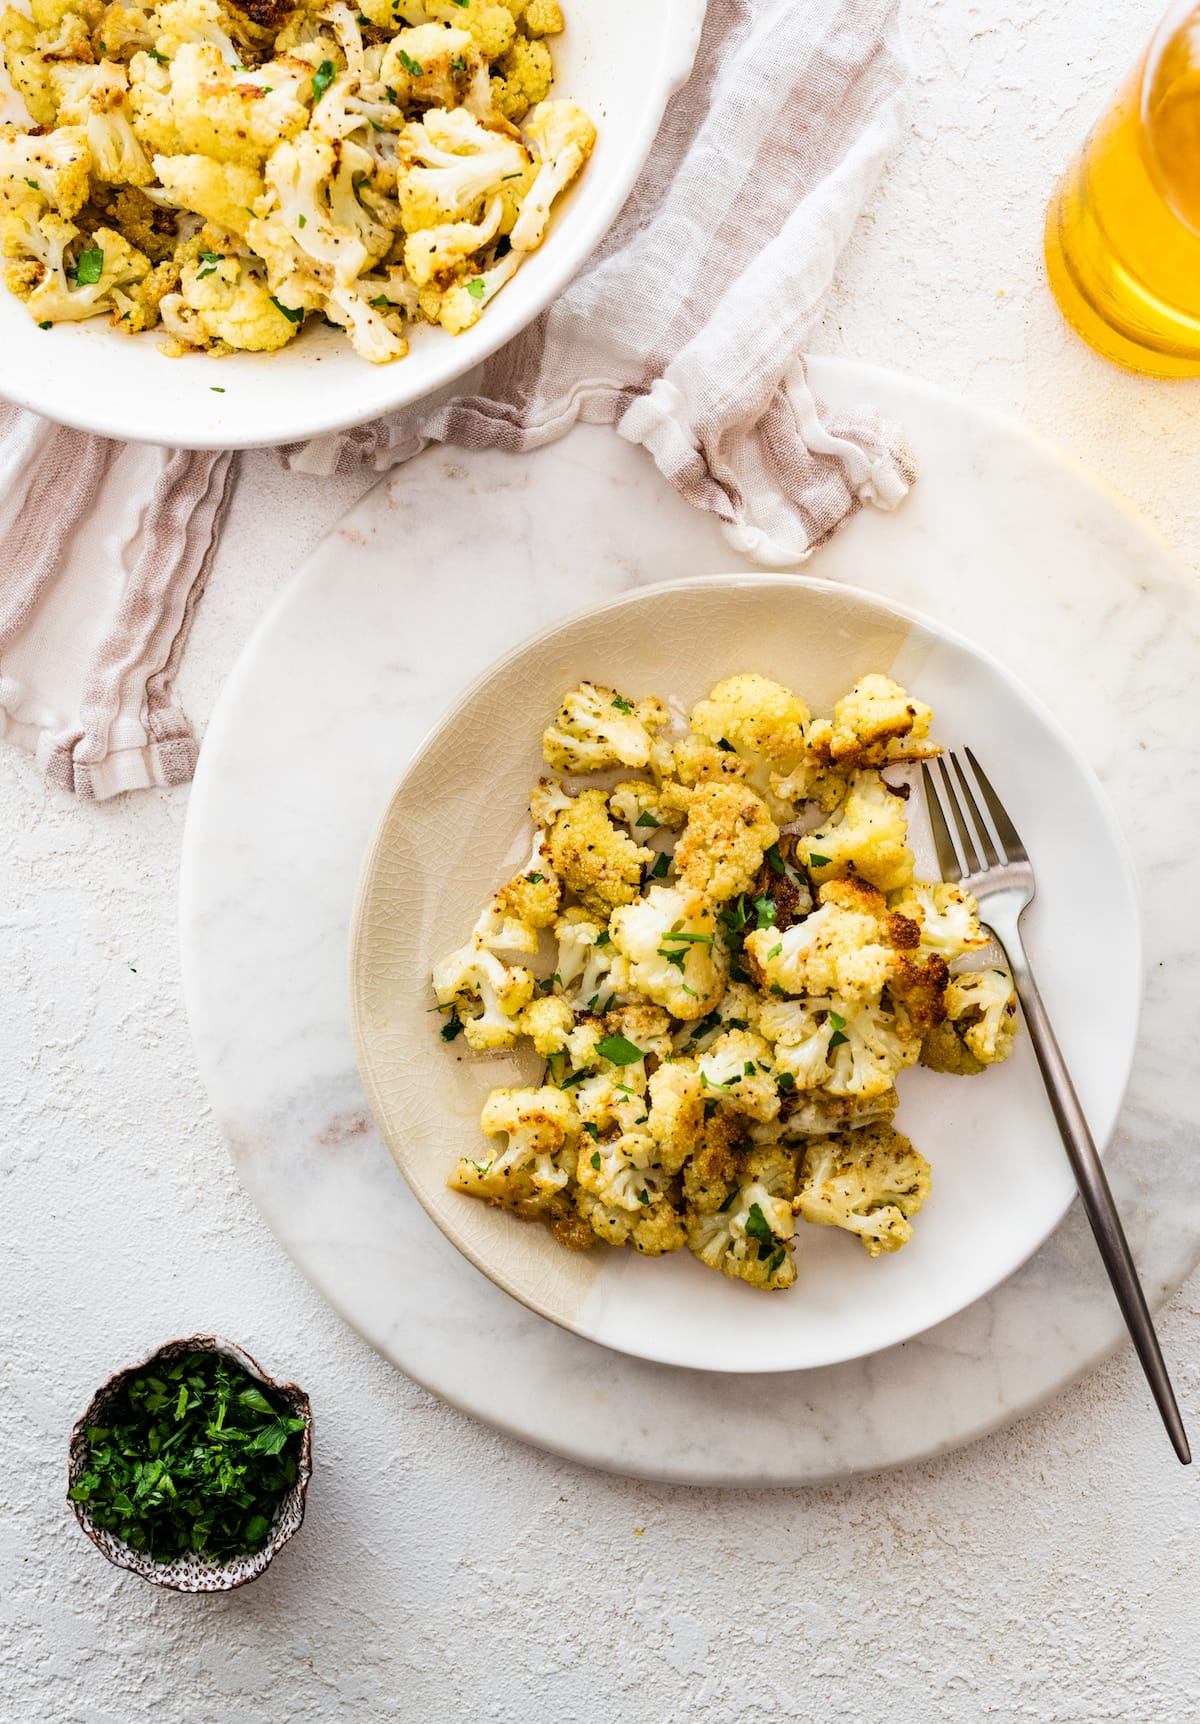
608;778;689;834
431;883;540;1049
128;43;310;165
380;22;473;109
823;993;921;1099
17;218;150;323
542;680;667;774
795;1123;931;1257
0;123;90;217
574;1184;687;1256
758;995;836;1092
807;674;936;769
544;788;651;919
673;780;779;906
426;0;513;58
576;1128;670;1212
687;1146;797;1290
489;29;550;121
451;1084;578;1217
688;673;808;819
402;194;501;286
609;884;727;1021
645;1060;704;1176
434;246;518;333
396;104;529;230
530;776;575;827
152;152;263;237
0;9;58;128
745;877;894;1002
551;907;633;1009
516;991;574;1056
164;252;302;350
795;770;914;894
888;880;989;958
921;968;1018;1073
691;1028;779;1123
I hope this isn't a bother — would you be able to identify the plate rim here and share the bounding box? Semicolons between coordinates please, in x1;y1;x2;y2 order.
348;569;1144;1373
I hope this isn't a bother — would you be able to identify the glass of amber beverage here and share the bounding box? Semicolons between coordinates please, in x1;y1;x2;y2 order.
1045;2;1200;376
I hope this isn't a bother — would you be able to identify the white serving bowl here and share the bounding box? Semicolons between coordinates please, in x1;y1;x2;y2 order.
0;0;705;449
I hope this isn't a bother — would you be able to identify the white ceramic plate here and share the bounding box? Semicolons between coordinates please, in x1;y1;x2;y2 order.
350;574;1142;1374
0;0;705;449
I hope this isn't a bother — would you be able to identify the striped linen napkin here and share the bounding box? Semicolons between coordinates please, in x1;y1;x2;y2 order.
0;0;914;798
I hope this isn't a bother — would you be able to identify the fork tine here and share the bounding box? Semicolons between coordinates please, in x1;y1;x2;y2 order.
964;747;1028;862
950;753;1001;868
920;762;963;883
936;757;982;874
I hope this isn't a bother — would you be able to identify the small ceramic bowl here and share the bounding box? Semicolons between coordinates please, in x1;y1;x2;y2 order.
68;1334;312;1593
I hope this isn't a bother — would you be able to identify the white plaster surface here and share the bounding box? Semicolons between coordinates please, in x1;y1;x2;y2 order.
3;1;1200;1720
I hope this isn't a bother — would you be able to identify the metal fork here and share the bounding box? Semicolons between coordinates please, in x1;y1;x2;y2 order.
921;750;1191;1465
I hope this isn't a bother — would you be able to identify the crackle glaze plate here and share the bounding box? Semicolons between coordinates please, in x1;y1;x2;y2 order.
349;575;1142;1374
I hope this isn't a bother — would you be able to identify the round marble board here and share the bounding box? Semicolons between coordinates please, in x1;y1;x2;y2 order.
180;359;1200;1485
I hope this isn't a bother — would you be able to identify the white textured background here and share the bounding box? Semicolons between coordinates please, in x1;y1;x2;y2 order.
4;2;1200;1719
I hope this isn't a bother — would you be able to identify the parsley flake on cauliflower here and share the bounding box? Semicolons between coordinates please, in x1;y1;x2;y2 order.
432;670;1019;1288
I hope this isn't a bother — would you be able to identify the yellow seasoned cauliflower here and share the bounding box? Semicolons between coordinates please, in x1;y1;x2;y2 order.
20;219;149;323
795;1123;931;1257
380;23;473;109
758;995;836;1092
690;1027;780;1122
0;9;58;127
396;104;530;230
163;251;302;349
795;769;915;894
153;153;263;237
607;778;689;834
921;968;1018;1073
687;1146;797;1290
543;788;651;919
887;880;990;958
516;991;574;1056
609;883;727;1021
807;674;937;770
0;123;91;217
521;0;563;34
402;195;501;285
542;680;667;774
128;43;310;165
673;779;778;905
451;1084;579;1218
644;1061;704;1176
745;876;895;1002
550;906;633;1009
431;877;543;1048
822;993;921;1099
574;1183;687;1256
666;733;753;792
575;1127;672;1214
489;30;549;121
508;95;593;250
688;673;808;818
426;0;513;58
435;247;518;332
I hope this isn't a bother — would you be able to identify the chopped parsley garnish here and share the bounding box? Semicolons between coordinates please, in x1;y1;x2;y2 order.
828;1009;846;1031
559;1070;589;1089
195;249;222;280
718;1188;738;1213
807;853;831;869
23;177;38;189
38;320;51;329
270;296;305;323
596;1033;642;1066
635;810;659;829
590;1150;602;1170
776;1070;796;1091
596;993;615;1016
611;694;634;714
657;944;687;972
595;930;611;948
369;294;391;307
75;247;104;286
397;48;424;74
386;85;399;102
297;213;307;227
450;0;468;8
766;1247;786;1277
680;983;697;997
650;852;670;879
660;930;712;945
466;278;486;301
440;1009;464;1042
67;1351;306;1563
147;46;168;62
527;871;545;883
766;942;782;960
583;1123;599;1141
637;1189;650;1206
764;843;785;876
743;1061;756;1077
310;59;336;101
743;1202;778;1261
753;894;776;930
210;386;226;393
501;169;522;179
828;1007;849;1051
451;54;467;70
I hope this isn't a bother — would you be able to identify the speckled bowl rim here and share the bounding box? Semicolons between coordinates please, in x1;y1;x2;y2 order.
68;1334;312;1592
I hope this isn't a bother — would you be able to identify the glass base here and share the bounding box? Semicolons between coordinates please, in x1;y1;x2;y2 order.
1044;188;1200;379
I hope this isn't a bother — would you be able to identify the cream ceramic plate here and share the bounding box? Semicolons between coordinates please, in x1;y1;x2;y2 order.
352;575;1141;1373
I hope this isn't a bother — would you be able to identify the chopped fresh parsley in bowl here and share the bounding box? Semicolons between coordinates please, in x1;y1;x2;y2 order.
67;1335;312;1591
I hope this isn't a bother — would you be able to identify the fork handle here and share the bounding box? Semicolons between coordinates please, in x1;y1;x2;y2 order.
988;924;1191;1464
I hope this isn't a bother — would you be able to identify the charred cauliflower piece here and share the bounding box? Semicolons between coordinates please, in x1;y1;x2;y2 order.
807;674;937;770
673;779;779;905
